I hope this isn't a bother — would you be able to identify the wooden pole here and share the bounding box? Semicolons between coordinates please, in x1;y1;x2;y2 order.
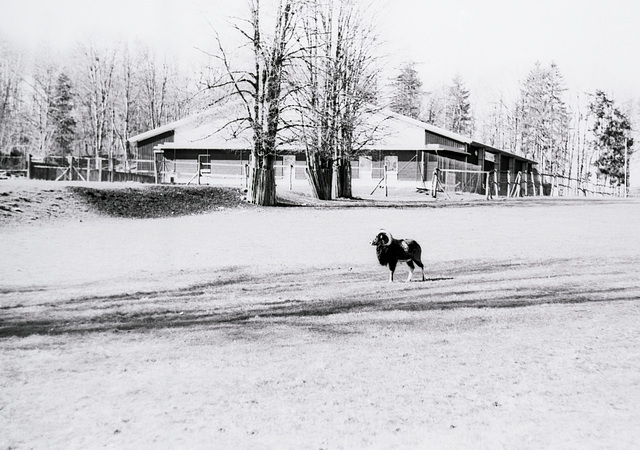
431;168;439;198
624;139;628;197
507;171;512;197
384;165;388;197
289;164;293;190
27;154;32;179
197;157;201;185
485;171;491;200
153;155;158;184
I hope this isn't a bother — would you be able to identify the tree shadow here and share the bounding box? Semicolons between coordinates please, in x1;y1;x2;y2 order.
2;256;638;339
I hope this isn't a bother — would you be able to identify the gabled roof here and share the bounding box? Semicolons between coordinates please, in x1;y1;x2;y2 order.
379;109;473;145
128;117;192;144
376;109;537;164
128;108;254;148
129;106;536;164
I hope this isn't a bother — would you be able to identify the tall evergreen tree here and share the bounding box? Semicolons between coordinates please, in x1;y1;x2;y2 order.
589;90;634;184
517;61;570;174
389;62;423;119
446;74;473;136
50;71;77;156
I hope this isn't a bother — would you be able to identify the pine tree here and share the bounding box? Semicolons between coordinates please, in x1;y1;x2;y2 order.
589;90;634;184
446;74;473;136
50;72;77;156
517;61;569;174
389;62;423;119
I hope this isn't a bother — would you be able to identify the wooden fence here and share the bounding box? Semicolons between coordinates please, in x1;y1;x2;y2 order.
490;171;625;198
25;155;155;184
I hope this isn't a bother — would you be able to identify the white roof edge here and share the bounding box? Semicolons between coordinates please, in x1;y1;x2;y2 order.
379;108;473;145
128;114;199;144
157;142;251;150
380;108;536;163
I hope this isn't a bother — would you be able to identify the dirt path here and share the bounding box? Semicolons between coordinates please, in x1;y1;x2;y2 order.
1;184;640;448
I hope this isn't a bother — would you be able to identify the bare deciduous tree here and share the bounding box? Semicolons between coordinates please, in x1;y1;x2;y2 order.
294;0;381;199
75;43;117;158
0;41;26;157
208;0;299;205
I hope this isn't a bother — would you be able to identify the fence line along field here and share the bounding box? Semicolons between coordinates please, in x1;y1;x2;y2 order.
1;181;640;449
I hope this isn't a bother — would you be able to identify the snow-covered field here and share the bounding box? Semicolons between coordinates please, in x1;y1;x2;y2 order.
1;182;640;448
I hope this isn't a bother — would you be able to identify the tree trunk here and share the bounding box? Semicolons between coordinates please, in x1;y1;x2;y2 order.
248;154;277;206
306;152;333;200
332;158;352;199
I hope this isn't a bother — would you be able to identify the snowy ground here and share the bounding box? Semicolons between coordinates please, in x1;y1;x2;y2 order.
1;180;640;448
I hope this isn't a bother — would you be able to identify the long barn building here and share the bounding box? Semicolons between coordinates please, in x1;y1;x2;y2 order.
127;108;537;197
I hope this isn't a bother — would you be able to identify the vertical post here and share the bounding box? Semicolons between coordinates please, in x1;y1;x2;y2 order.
68;156;74;181
27;154;32;179
197;157;201;185
289;164;294;190
624;138;628;197
485;171;491;200
507;171;512;197
153;157;158;184
384;164;388;197
493;170;498;198
431;168;439;198
539;173;544;196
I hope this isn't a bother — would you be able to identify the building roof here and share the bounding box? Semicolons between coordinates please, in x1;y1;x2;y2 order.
375;109;537;164
129;106;536;164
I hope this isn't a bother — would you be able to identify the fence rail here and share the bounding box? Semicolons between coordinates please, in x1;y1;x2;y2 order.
7;153;628;198
2;155;156;183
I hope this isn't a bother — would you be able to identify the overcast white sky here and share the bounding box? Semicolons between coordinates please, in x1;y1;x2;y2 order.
1;0;638;106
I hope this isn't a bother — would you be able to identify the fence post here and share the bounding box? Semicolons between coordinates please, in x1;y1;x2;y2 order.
289;164;294;190
485;171;491;200
507;171;512;197
27;154;32;179
384;165;388;197
493;170;498;198
197;157;201;185
431;168;439;198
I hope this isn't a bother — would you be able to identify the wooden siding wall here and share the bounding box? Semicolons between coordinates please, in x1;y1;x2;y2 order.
136;131;174;160
425;131;466;150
